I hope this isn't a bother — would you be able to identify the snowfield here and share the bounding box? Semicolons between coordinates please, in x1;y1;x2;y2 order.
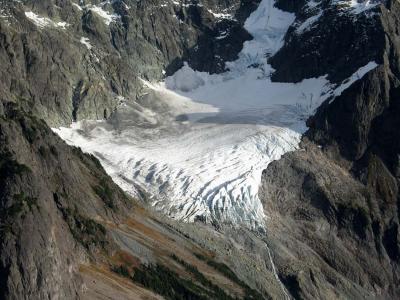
54;0;379;229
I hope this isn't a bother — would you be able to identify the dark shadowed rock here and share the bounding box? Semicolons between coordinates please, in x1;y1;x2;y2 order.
259;1;400;299
260;140;400;299
0;102;131;299
0;0;258;126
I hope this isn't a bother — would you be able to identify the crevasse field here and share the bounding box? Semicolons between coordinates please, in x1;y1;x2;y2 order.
54;0;378;229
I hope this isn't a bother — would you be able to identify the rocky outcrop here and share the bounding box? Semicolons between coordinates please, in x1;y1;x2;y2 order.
0;1;279;299
0;101;130;299
0;0;258;126
271;0;385;83
305;1;400;168
2;0;400;299
259;1;400;299
260;140;400;299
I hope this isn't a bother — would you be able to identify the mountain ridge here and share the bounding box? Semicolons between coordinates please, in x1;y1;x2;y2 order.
1;0;400;299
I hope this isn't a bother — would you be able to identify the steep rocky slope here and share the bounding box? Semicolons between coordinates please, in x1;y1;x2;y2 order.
259;0;400;298
0;1;289;295
261;140;399;299
0;101;127;298
0;101;282;299
0;0;258;125
1;0;400;299
1;1;285;299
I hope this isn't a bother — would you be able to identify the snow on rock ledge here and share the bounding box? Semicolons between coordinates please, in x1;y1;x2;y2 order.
334;0;382;14
166;63;206;92
25;11;69;29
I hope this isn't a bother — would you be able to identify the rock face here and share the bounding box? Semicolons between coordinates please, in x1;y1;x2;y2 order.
0;0;257;126
2;0;400;299
260;140;399;299
271;0;385;84
0;101;130;299
259;0;400;299
1;1;281;299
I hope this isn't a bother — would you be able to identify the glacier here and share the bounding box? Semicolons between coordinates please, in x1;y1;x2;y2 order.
54;0;378;229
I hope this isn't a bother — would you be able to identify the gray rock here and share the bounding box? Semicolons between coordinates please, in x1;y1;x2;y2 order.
0;0;256;126
260;140;400;299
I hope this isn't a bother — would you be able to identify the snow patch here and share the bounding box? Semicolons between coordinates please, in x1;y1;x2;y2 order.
25;11;50;28
329;61;378;102
296;11;323;33
216;30;229;40
296;0;380;34
306;0;321;9
80;37;92;50
121;1;131;10
88;5;120;26
72;3;83;11
25;11;69;29
55;21;69;29
165;63;205;92
79;37;100;62
207;8;234;20
334;0;381;14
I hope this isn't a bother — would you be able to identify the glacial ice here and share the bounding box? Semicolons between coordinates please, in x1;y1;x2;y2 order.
54;0;379;230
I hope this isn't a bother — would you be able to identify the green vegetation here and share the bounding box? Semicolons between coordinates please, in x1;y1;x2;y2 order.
71;212;108;249
72;147;103;170
92;178;115;209
10;193;38;214
132;264;210;300
111;253;266;300
88;153;104;170
111;265;131;278
111;260;214;299
170;254;235;300
20;118;38;143
38;143;59;159
72;146;84;159
0;193;38;237
194;253;238;281
6;106;48;144
58;203;108;250
74;149;130;210
194;253;265;300
0;151;31;182
357;205;370;224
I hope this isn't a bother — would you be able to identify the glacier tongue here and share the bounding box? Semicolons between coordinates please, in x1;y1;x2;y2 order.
53;0;377;229
54;93;307;229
